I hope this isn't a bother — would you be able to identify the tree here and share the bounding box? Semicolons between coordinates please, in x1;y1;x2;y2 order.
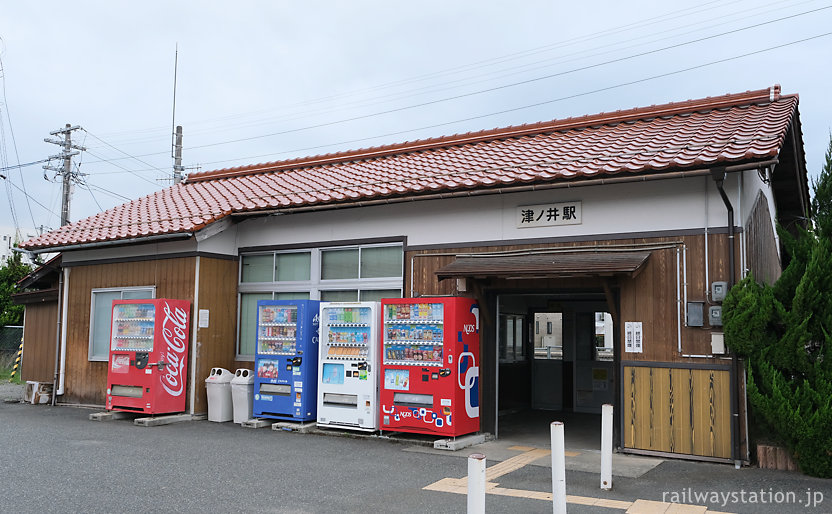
811;133;832;240
723;134;832;477
0;251;32;326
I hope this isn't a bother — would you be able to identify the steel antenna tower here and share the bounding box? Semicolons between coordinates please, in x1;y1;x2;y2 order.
43;123;85;226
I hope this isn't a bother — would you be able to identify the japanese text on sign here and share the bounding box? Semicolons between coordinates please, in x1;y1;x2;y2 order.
624;322;643;353
516;201;582;228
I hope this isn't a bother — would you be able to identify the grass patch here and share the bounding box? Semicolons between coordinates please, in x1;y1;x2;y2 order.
0;368;24;384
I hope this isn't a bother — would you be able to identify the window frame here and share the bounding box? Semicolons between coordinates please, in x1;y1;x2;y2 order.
88;286;156;362
236;242;404;360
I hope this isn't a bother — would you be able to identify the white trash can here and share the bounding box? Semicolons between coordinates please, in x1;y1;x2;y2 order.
230;368;254;424
205;367;234;422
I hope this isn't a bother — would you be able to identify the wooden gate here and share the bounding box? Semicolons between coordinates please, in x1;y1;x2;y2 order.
622;364;732;460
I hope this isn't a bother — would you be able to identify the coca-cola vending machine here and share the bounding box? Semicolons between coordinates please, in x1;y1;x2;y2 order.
106;299;191;414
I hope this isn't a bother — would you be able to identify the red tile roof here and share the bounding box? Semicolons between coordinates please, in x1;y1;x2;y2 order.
22;85;798;251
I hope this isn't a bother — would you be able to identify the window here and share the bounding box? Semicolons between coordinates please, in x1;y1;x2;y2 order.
89;287;155;361
321;249;358;279
594;311;614;361
533;312;562;360
499;314;526;363
241;252;311;283
237;243;403;359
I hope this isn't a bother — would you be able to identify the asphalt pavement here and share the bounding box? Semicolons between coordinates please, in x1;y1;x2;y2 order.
1;396;830;513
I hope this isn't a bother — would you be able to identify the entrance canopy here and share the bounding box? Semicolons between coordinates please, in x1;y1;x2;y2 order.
435;251;651;280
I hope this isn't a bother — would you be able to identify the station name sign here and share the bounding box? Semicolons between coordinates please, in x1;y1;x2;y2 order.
516;201;582;228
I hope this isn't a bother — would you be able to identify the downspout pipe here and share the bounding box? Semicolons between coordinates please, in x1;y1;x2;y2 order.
711;167;740;466
51;267;63;405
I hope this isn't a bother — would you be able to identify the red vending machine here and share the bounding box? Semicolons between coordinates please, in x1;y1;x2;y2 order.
379;296;480;436
106;298;191;414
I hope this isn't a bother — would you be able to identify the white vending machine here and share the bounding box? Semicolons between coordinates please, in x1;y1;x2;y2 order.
317;301;380;432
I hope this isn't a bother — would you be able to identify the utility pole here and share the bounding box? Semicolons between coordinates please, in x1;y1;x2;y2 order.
173;125;184;184
43;124;85;226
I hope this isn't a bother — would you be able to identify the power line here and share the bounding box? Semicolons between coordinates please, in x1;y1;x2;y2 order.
72;0;806;152
79;4;832;170
0;159;49;172
82;129;168;178
2;176;60;218
77;173;103;212
83;148;160;187
0;52;36;230
156;31;832;172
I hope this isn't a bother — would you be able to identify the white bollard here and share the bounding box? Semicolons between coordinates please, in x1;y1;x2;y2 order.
467;453;486;514
601;403;613;490
551;421;567;514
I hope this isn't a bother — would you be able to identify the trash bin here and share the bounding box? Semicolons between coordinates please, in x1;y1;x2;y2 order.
205;367;234;422
230;368;254;424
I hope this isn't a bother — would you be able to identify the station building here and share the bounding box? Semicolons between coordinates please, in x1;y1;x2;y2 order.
17;85;809;464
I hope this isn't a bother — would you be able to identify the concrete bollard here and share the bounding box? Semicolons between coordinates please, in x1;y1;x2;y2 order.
601;403;613;490
551;421;567;514
467;453;486;514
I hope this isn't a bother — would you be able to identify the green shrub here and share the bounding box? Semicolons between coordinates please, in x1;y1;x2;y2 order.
723;135;832;477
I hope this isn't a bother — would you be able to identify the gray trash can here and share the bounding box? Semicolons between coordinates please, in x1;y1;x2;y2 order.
205;367;234;422
230;368;254;424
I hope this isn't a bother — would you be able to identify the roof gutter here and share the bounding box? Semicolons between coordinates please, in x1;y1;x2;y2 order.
233;160;780;218
25;232;193;254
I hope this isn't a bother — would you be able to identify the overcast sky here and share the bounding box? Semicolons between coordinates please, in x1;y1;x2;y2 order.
1;1;831;236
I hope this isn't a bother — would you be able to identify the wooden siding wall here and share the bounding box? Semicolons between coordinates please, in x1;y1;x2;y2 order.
409;233;738;366
623;365;731;459
21;302;58;383
408;234;742;457
192;257;239;413
64;258;195;405
745;192;782;285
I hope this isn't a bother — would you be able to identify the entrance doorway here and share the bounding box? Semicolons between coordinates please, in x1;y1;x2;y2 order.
496;293;617;449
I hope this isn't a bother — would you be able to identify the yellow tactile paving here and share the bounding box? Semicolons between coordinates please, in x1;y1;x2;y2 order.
423;447;731;512
485;448;551;481
626;500;674;513
665;503;709;513
626;499;713;513
507;444;580;456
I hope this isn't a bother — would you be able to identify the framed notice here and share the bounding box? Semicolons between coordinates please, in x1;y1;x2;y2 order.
625;322;643;353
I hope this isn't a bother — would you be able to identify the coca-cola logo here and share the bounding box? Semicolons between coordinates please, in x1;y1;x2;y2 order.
161;302;188;397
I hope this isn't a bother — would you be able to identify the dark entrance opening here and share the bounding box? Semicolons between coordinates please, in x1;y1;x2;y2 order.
496;293;617;449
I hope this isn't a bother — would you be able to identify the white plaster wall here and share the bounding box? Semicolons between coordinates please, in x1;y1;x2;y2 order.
235;176;742;250
61;238;198;265
60;171;774;265
196;222;238;255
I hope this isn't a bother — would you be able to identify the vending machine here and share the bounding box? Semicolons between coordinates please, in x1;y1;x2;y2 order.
379;296;480;437
106;298;191;415
253;300;320;422
317;302;380;432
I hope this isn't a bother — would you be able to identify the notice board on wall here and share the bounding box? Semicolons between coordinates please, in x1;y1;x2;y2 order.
624;322;643;353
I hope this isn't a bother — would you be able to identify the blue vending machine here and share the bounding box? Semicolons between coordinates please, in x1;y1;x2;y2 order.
253;300;320;421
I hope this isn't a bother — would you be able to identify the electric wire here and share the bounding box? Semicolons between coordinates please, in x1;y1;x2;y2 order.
83;148;160;187
82;128;168;180
81;30;832;176
90;0;737;143
171;0;820;140
79;4;832;169
0;159;49;173
3;177;60;218
84;0;810;148
0;52;36;231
